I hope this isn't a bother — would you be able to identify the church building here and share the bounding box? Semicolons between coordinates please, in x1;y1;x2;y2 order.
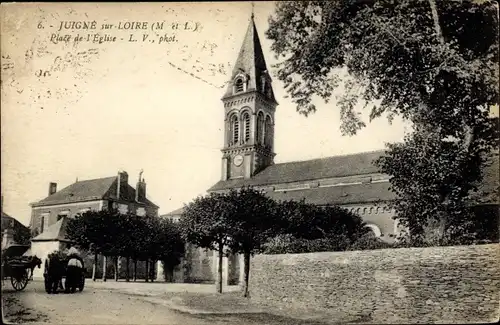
162;14;499;285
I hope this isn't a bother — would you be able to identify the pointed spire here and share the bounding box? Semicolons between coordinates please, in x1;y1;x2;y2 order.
222;11;276;103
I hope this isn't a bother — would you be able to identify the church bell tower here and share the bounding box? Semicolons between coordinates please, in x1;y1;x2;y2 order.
220;14;278;181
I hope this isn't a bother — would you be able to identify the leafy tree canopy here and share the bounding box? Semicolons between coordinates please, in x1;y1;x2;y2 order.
224;187;279;255
180;192;234;252
267;0;498;136
267;0;498;244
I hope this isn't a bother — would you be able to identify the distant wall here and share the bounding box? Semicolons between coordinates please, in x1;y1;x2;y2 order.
249;244;500;324
181;245;215;284
30;240;63;279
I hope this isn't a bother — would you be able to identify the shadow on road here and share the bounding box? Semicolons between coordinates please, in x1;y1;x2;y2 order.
2;294;49;324
188;312;333;325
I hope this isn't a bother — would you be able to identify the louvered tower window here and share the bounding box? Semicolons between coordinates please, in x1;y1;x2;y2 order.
235;78;244;93
243;112;251;143
265;115;272;147
257;112;264;145
231;114;239;145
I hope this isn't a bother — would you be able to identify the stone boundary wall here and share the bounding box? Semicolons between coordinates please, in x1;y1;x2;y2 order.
249;244;500;323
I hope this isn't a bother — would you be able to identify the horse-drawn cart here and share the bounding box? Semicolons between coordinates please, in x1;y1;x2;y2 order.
1;245;41;291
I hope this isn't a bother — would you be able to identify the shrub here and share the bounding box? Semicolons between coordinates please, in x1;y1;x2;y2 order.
347;233;393;251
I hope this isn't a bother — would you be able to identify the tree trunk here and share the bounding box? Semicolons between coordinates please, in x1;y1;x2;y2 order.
102;255;107;282
114;256;119;281
150;260;156;282
428;0;444;45
145;260;149;282
133;259;137;282
242;251;251;298
92;252;98;281
126;257;130;282
216;243;223;293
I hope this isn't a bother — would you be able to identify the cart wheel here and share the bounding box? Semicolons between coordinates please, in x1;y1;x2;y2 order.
78;274;85;292
11;270;28;291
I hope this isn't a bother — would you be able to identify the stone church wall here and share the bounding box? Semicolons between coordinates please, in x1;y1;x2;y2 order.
344;204;402;242
180;245;216;284
249;244;499;323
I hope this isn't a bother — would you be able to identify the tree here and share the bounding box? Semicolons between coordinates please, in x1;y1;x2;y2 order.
13;224;32;245
180;192;233;293
375;122;498;245
66;209;122;281
127;215;147;281
155;219;185;281
267;1;498;243
265;200;370;253
224;187;279;297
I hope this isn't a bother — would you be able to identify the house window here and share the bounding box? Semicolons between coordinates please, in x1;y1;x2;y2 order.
39;213;49;233
230;114;239;145
57;210;70;221
118;204;129;215
234;78;244;93
40;216;45;233
242;112;251;143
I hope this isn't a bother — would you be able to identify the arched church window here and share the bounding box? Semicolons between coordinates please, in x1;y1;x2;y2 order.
264;115;272;147
242;112;251;143
366;224;382;237
235;78;244;93
369;207;373;214
256;112;265;145
231;114;239;145
362;207;367;214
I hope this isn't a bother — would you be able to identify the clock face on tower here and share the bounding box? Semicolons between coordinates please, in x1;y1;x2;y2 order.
233;154;243;166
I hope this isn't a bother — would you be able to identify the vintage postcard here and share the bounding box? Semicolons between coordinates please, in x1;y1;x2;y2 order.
1;1;498;324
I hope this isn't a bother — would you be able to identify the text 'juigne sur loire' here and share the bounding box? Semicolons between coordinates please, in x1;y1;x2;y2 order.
45;20;201;45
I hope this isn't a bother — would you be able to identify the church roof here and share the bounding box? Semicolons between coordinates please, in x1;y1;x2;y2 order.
31;176;159;208
208;150;499;206
267;182;394;206
208;150;386;191
222;15;276;103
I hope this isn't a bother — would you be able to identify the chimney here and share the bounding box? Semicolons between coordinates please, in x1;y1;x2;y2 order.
48;182;57;196
116;171;128;200
136;170;146;202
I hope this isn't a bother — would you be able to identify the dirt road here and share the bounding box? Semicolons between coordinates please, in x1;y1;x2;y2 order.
2;281;328;325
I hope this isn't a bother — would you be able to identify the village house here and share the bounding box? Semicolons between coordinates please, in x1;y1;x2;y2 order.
28;170;159;279
162;14;499;286
1;196;31;250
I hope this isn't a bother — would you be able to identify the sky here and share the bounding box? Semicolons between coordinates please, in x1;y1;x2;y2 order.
1;2;410;226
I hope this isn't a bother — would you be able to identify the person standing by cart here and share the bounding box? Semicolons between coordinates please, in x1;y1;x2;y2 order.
65;247;84;293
